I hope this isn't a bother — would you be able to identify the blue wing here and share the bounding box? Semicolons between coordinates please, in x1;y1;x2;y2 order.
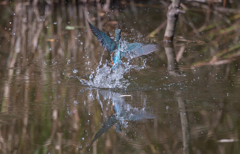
88;22;117;53
112;102;156;121
118;109;156;121
122;43;157;59
91;114;117;143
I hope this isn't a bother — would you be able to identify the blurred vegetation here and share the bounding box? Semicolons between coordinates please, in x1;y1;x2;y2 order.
0;0;240;154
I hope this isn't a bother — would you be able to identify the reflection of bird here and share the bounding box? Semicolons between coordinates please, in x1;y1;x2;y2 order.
88;22;158;68
90;102;155;144
112;101;156;121
89;90;156;145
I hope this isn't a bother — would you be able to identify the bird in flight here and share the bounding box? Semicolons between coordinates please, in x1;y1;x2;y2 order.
88;21;158;69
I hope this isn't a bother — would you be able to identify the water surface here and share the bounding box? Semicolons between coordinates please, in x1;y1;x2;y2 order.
0;2;240;154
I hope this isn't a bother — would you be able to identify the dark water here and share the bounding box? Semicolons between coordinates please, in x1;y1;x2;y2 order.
0;2;240;154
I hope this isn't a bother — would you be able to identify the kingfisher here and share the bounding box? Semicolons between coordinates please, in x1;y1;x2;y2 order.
88;22;158;68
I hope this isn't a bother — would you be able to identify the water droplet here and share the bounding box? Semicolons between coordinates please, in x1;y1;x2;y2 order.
73;69;78;73
74;100;78;105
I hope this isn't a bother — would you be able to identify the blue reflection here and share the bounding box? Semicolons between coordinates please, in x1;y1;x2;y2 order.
90;90;155;144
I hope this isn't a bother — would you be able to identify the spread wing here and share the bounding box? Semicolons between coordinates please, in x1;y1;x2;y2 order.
119;109;156;121
122;43;157;59
88;22;117;53
91;114;117;143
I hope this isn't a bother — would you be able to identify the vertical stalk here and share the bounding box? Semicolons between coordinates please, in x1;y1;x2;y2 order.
164;0;184;41
177;94;193;154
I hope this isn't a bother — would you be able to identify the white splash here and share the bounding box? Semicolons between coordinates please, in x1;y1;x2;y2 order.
78;41;147;89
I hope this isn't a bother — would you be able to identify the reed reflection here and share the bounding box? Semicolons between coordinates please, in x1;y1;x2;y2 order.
163;42;193;154
0;1;240;154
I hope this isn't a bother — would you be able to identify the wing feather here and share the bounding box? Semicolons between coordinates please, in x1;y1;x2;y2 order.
122;43;157;59
88;22;117;53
